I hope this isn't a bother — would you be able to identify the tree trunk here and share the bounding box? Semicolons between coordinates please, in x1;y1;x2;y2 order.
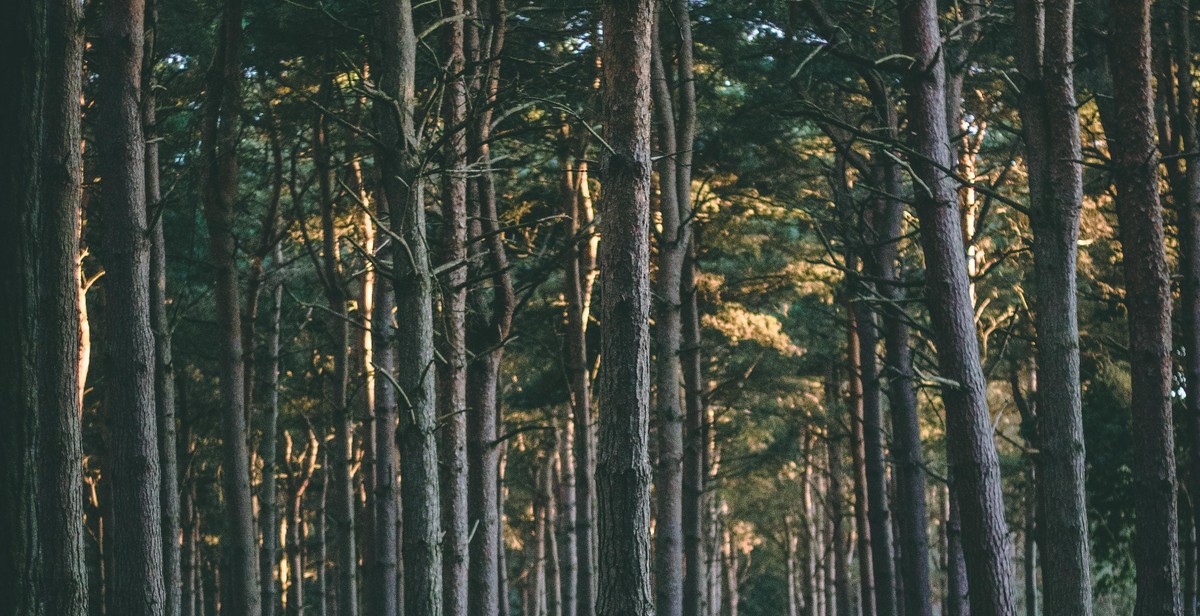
143;4;181;614
650;8;685;616
1011;0;1094;613
374;0;443;612
824;373;853;616
438;1;470;611
96;0;168;612
1103;0;1183;612
260;243;284;616
896;1;1017;614
846;298;877;616
558;406;579;616
198;0;260;612
595;1;655;614
314;89;359;616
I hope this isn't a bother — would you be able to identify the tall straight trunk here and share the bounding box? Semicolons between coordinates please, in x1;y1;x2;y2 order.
182;478;196;616
558;407;579;616
824;373;853;616
1023;472;1037;616
198;0;260;612
680;242;707;616
595;1;655;614
1169;5;1200;615
846;298;877;616
650;8;685;616
852;279;896;616
2;0;88;610
1011;0;1094;613
438;1;470;611
43;0;89;612
945;478;970;616
143;4;181;613
316;455;330;616
285;430;317;616
896;1;1017;614
260;243;284;616
561;130;598;616
464;2;515;614
0;2;48;609
1104;0;1183;612
96;0;167;613
314;90;359;616
374;0;442;612
544;457;563;616
867;140;934;616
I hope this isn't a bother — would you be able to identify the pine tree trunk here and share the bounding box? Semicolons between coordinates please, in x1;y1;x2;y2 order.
260;243;284;616
1012;1;1094;613
198;0;261;611
143;5;181;613
438;1;470;611
595;1;656;614
374;0;443;612
97;0;168;611
650;9;685;616
1104;0;1183;612
314;91;359;616
558;408;579;616
896;1;1017;613
846;302;877;616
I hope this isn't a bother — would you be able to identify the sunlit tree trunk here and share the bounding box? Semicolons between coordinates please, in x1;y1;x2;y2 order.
595;1;655;614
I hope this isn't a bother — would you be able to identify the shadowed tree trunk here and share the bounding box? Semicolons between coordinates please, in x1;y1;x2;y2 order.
438;1;470;611
144;1;181;612
1012;0;1094;613
1103;0;1183;612
198;0;261;612
464;2;515;614
595;1;655;614
896;0;1017;614
650;7;685;616
97;0;168;612
825;371;853;616
1;0;88;612
373;0;443;612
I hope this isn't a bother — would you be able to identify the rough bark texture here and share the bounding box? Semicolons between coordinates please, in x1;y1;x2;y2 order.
1012;0;1094;614
650;8;685;616
464;2;515;614
1;0;88;612
558;409;580;616
374;0;443;612
1167;6;1200;616
1104;1;1183;613
438;1;470;611
846;297;877;616
825;374;853;616
43;0;89;612
261;243;284;616
314;94;359;616
143;4;182;613
198;0;261;612
97;0;168;612
896;1;1017;614
596;1;656;614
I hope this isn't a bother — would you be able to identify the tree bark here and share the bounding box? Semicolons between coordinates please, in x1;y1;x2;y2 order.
143;4;181;613
374;0;443;612
1;0;88;612
97;0;168;612
650;7;685;616
825;373;854;616
1103;0;1183;612
896;1;1017;614
439;1;470;611
197;0;261;611
595;1;655;614
845;294;877;616
558;411;579;616
314;88;359;616
1011;0;1094;613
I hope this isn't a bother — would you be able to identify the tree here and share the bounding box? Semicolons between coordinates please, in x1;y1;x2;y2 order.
1103;0;1183;612
96;0;168;612
373;0;444;613
1012;0;1094;613
198;0;260;612
595;1;656;615
896;0;1017;614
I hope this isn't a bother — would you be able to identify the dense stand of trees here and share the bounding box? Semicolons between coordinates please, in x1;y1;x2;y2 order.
16;0;1200;615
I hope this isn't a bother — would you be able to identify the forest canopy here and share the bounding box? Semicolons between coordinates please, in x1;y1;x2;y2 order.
2;0;1198;615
